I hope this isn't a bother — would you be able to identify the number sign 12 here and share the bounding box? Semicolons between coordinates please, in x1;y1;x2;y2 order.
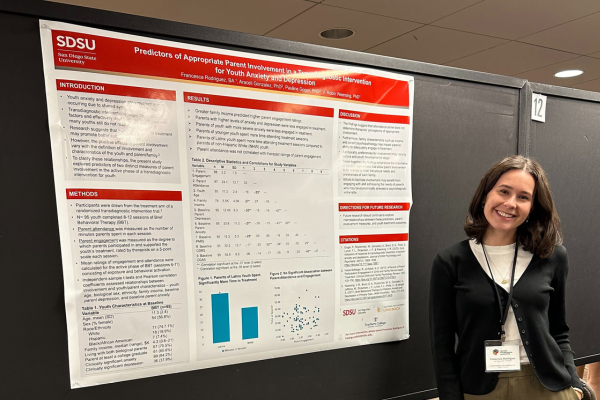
532;93;547;122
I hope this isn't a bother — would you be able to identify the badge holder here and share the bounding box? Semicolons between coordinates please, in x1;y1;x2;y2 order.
482;244;521;373
484;339;521;372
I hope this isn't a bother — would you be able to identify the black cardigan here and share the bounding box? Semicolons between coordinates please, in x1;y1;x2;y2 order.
429;240;582;399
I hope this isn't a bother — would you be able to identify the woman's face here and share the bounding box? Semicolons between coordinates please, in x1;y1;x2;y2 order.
483;169;535;238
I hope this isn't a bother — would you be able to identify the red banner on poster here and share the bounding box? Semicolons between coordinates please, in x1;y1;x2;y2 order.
51;30;409;107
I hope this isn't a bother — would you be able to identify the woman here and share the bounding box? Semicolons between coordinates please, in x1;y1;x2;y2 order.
430;156;583;400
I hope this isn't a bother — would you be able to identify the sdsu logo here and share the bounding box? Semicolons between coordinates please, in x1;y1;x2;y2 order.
342;309;356;316
56;35;96;51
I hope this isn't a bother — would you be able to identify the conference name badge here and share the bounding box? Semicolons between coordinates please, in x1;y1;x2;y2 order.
484;340;521;372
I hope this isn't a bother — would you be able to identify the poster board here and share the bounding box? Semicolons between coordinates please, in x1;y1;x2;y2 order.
526;84;600;365
39;20;414;387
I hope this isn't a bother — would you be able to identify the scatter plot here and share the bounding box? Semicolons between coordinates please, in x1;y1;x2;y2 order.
283;290;322;335
272;285;333;345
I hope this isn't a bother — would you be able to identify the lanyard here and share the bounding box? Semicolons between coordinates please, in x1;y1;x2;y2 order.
481;243;518;342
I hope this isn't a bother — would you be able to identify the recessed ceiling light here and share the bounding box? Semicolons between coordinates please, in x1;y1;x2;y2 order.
554;69;583;78
319;28;355;40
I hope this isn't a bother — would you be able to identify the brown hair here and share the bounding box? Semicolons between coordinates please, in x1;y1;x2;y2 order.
464;155;562;259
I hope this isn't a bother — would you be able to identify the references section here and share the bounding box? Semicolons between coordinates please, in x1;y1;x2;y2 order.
337;234;408;343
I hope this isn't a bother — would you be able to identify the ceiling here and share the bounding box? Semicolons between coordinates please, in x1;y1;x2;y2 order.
48;0;600;92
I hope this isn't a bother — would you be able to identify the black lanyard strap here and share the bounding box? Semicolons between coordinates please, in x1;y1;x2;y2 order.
481;243;518;342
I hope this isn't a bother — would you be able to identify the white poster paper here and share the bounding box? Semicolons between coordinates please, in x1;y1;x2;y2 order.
39;20;414;387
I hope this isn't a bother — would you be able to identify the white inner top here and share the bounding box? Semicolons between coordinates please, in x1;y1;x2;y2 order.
469;239;534;364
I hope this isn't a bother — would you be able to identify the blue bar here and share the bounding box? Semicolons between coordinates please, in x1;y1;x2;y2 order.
211;293;230;343
241;307;259;340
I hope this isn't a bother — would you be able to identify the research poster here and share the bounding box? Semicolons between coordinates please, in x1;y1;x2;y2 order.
39;20;414;388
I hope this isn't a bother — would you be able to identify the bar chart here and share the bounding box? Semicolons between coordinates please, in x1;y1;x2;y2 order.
211;293;231;343
211;293;259;344
241;307;259;340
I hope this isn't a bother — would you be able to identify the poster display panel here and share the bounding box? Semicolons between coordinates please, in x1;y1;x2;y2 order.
39;20;414;387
